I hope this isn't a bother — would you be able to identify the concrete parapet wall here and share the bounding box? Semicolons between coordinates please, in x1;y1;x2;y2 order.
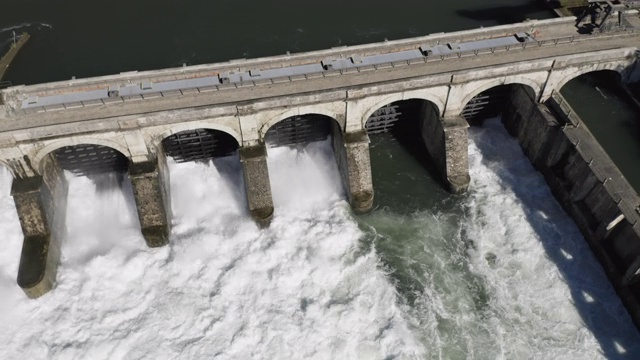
420;103;470;193
503;84;640;329
239;145;274;226
11;154;67;298
129;156;170;247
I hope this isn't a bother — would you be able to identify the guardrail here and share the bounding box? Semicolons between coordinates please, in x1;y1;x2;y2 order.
11;29;640;116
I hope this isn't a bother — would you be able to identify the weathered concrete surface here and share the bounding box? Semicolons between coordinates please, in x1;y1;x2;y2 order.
503;84;640;330
12;154;67;298
420;103;470;194
332;128;374;212
239;145;274;226
129;156;170;247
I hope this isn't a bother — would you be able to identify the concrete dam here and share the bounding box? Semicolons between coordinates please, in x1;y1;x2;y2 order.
1;13;640;328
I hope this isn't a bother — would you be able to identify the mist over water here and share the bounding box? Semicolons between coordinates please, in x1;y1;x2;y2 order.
0;125;639;359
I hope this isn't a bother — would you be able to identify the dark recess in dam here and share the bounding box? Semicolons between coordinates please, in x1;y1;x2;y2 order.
54;144;128;175
162;129;239;162
462;86;511;124
365;99;448;189
365;101;423;134
265;114;333;147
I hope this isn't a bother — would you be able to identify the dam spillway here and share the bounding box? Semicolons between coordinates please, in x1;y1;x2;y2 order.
1;9;640;357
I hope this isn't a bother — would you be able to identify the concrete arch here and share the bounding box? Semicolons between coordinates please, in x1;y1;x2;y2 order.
361;92;445;129
459;77;541;114
31;137;131;175
553;66;625;93
260;107;343;139
149;122;243;153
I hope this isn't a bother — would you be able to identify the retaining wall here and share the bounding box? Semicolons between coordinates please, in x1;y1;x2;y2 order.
503;84;640;328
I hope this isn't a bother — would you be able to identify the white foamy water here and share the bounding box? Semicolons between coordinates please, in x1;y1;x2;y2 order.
462;118;640;359
0;141;422;359
1;126;639;359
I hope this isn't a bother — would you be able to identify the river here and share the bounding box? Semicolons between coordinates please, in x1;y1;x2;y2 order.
1;1;639;359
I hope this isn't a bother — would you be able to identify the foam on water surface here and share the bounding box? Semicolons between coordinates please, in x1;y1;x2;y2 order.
0;141;422;360
0;124;639;359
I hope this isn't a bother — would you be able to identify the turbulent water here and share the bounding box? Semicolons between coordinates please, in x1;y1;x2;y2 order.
0;121;639;359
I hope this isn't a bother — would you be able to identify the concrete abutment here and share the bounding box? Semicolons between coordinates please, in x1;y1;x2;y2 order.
239;145;274;226
129;156;171;247
332;128;374;213
12;154;67;298
420;103;470;194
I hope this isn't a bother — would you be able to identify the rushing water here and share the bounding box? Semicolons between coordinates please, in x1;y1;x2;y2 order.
2;1;640;358
1;122;639;359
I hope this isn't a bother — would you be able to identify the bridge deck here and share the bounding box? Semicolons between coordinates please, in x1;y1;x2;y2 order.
0;15;639;138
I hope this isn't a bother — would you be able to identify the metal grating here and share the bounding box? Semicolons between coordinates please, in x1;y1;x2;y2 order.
54;144;128;176
265;115;332;147
365;104;402;134
461;87;509;123
162;129;239;162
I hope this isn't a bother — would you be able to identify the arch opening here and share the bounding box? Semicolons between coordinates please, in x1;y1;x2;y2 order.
559;69;623;93
264;114;337;148
161;128;240;162
365;99;449;195
461;84;535;125
52;144;128;176
365;99;430;135
557;69;624;95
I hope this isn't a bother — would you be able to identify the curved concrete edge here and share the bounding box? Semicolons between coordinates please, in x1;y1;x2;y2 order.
17;234;59;299
350;190;374;213
141;224;170;248
447;175;471;194
251;206;274;228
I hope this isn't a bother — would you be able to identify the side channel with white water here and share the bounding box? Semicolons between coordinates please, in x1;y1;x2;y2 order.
0;120;638;359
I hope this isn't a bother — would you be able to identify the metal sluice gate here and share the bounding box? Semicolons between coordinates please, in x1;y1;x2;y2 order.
264;115;332;148
462;86;509;123
365;104;403;134
365;101;425;134
162;129;239;163
54;144;128;176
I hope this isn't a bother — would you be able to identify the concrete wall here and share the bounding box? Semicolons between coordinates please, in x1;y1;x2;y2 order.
332;126;374;212
502;84;640;329
239;145;273;226
129;155;171;247
11;154;67;298
420;103;470;193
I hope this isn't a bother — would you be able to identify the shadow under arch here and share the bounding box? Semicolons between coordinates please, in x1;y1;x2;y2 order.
48;143;130;176
31;138;131;176
263;113;339;148
460;83;537;126
364;98;450;194
555;67;625;96
160;128;240;163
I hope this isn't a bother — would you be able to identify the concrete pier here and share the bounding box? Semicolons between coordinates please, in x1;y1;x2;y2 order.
333;129;374;213
503;84;640;329
12;154;67;298
129;156;171;247
420;104;470;194
239;145;274;226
